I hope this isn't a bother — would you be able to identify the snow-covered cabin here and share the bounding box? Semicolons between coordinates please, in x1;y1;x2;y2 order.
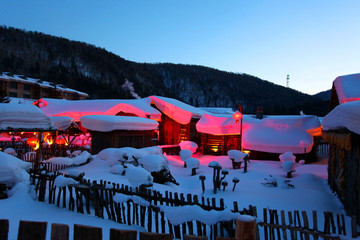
329;73;360;111
0;103;56;133
38;98;162;131
81;115;159;154
149;96;206;146
196;113;321;161
323;100;360;225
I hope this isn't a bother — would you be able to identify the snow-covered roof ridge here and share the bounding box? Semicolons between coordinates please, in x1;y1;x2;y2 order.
0;103;56;131
322;101;360;134
39;98;162;122
0;72;89;97
80;115;159;132
148;96;207;124
333;73;360;104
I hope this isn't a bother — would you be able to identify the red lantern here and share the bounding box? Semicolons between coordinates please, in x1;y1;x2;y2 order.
232;110;243;124
27;137;38;147
55;137;66;145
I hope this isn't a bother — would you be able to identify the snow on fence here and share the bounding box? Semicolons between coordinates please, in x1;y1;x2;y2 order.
29;171;351;240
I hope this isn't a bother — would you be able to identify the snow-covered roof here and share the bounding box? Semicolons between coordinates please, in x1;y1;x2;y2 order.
0;103;56;131
80;115;159;132
243;115;321;154
333;73;360;104
197;114;321;154
148;96;207;124
322;101;360;134
39;98;162;122
49;116;76;131
0;73;88;97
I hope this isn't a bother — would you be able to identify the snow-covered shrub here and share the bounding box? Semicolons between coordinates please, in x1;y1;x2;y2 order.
179;141;198;153
125;165;153;187
228;150;247;163
185;157;200;175
279;152;296;163
0;152;31;186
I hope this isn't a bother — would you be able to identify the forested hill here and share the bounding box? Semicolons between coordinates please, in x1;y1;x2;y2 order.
0;26;330;115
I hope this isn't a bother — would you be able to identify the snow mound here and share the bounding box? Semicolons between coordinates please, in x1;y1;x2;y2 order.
4;147;17;156
282;161;296;173
47;151;91;166
67;169;84;178
208;161;222;168
179;141;198;153
279;152;296;163
113;193;150;206
228;150;248;163
0;151;31;186
109;164;125;175
125;165;153;187
139;155;169;172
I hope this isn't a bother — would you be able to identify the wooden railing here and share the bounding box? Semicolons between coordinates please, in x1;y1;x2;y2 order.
29;171;350;240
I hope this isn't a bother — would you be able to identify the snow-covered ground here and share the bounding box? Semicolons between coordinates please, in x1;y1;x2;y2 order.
0;149;350;239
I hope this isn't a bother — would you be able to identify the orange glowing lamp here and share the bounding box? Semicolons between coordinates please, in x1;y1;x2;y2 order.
56;137;66;145
27;137;38;147
232;110;243;124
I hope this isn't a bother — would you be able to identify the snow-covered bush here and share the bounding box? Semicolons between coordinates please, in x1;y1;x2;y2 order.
228;149;249;170
125;165;153;187
279;152;296;163
179;141;198;153
185;157;200;175
180;149;193;167
0;152;31;187
4;147;17;157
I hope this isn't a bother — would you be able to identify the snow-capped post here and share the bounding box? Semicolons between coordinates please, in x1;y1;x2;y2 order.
222;180;228;191
232;177;240;191
280;152;296;178
232;103;244;151
199;175;206;194
180;149;193;168
300;140;309;162
208;161;223;194
243;153;250;173
236;215;256;240
185;157;200;176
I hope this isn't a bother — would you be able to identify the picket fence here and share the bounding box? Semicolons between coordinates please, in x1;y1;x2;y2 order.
29;169;351;240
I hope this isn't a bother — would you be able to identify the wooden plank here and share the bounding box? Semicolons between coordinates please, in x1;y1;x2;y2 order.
301;211;310;240
17;220;47;240
139;232;173;240
109;229;137;240
274;210;281;240
312;211;319;240
351;216;358;238
73;224;102;240
287;211;296;240
0;219;9;240
183;235;208;240
263;208;269;240
281;211;288;240
235;215;256;240
51;223;69;240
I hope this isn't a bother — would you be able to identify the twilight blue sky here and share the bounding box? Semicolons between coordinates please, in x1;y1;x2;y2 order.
1;0;359;95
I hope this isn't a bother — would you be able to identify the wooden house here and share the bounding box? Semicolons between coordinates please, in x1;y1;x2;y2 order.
148;96;204;147
329;73;360;111
196;113;322;161
322;100;360;225
80;115;159;154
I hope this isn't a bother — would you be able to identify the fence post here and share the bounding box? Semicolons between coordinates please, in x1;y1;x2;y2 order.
235;215;256;240
51;223;69;240
109;229;137;240
73;224;102;240
0;219;9;240
17;220;47;240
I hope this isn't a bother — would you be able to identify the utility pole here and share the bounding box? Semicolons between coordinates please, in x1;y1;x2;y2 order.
286;75;290;88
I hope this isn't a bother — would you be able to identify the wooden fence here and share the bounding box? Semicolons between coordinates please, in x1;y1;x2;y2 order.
29;171;350;239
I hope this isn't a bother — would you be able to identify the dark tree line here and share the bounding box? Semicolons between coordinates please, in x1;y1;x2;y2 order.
0;26;330;115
